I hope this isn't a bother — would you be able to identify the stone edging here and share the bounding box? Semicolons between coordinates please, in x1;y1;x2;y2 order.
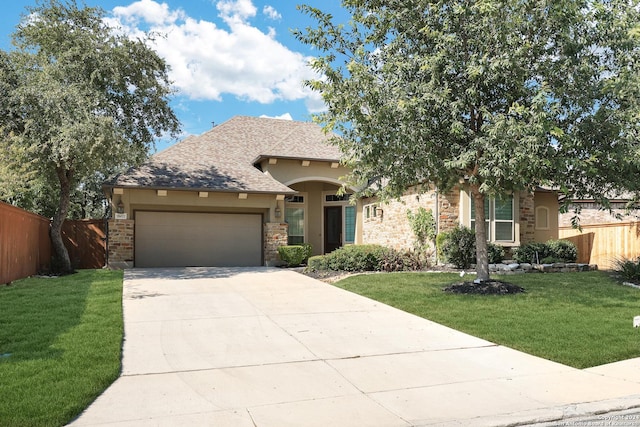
488;262;597;274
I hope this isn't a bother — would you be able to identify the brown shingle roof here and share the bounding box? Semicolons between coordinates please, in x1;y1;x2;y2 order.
108;116;342;193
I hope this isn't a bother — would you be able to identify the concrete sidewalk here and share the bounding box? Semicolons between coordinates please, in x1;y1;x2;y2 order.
69;267;640;426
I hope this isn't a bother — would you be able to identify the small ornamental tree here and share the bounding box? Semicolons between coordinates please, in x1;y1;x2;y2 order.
296;0;640;282
0;0;180;273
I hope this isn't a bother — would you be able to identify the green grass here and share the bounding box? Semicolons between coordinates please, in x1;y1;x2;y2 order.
334;271;640;369
0;270;124;427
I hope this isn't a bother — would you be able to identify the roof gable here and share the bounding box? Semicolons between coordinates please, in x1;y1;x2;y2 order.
108;116;342;193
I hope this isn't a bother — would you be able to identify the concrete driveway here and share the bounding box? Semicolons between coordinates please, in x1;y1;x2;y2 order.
69;267;640;426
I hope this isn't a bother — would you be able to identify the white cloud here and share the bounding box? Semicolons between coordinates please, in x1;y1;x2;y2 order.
260;113;293;120
263;5;282;21
108;0;319;107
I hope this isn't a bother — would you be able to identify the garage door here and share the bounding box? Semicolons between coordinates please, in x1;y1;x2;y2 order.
135;211;262;268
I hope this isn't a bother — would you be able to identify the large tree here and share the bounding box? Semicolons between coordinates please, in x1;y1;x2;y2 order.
296;0;640;281
0;0;180;273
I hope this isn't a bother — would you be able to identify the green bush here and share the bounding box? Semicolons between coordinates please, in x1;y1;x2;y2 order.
513;242;550;264
277;244;312;267
613;257;640;283
435;231;449;263
379;248;428;272
306;255;328;272
487;243;505;264
514;240;577;264
547;239;578;263
324;244;387;272
440;225;476;269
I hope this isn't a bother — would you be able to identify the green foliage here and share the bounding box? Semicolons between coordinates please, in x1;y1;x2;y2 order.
514;240;577;264
546;239;578;263
440;226;476;269
324;244;387;272
407;207;436;252
334;271;640;368
513;242;551;264
278;244;312;267
295;0;640;280
0;0;180;271
307;255;328;272
379;248;430;272
0;270;123;425
613;257;640;284
487;243;505;264
435;231;449;263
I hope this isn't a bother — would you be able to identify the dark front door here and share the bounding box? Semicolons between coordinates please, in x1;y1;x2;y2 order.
324;206;342;254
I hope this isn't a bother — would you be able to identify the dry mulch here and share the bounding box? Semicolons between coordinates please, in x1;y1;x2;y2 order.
443;280;526;295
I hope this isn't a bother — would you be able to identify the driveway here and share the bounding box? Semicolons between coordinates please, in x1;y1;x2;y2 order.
70;267;640;426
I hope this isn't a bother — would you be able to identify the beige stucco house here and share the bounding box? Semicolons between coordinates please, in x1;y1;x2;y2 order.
104;115;559;268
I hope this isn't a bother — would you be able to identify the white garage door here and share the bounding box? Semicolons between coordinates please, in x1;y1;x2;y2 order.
135;211;262;268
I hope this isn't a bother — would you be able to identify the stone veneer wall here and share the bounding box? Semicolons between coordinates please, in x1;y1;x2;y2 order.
361;187;461;251
108;219;134;269
519;192;536;245
264;222;288;266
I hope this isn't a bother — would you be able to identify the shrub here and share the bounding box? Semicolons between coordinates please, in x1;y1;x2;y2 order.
324;244;387;271
513;240;577;264
435;231;450;263
407;207;436;252
306;255;328;272
546;239;578;263
487;243;505;264
613;257;640;284
379;248;428;272
513;242;550;264
277;244;312;267
439;225;476;269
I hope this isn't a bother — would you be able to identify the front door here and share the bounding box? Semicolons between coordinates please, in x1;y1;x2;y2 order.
324;206;342;254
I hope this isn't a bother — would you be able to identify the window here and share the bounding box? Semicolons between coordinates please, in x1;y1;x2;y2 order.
285;207;304;245
344;206;355;243
470;196;514;242
285;195;304;203
325;194;350;202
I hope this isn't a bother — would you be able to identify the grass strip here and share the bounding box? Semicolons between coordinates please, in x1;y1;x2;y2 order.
334;271;640;368
0;269;123;426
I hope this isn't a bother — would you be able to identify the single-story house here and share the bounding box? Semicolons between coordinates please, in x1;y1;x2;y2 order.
104;116;558;268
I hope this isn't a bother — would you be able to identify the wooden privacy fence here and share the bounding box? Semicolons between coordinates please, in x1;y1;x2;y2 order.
62;219;106;269
0;202;107;283
559;221;640;270
0;201;51;284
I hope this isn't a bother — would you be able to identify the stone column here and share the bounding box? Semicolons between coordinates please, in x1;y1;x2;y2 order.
519;192;536;244
108;219;134;269
264;222;288;266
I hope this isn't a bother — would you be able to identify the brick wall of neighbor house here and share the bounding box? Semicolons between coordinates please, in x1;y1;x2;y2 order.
108;219;134;269
519;192;536;244
264;222;288;266
362;189;444;250
559;202;640;227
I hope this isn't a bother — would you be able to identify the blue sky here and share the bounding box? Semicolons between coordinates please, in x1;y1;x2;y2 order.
0;0;347;151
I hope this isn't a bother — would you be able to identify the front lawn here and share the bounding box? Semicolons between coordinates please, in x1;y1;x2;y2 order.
334;271;640;368
0;270;124;427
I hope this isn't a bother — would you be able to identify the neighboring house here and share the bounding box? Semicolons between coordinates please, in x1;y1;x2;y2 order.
104;116;559;268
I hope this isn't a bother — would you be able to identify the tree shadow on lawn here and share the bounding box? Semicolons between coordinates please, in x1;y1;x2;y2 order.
0;273;90;362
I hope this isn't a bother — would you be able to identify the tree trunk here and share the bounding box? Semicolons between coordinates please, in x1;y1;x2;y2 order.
51;167;73;274
471;185;490;282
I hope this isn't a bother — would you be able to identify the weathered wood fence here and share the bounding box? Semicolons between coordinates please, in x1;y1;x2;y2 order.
0;201;51;284
559;222;640;270
0;201;107;284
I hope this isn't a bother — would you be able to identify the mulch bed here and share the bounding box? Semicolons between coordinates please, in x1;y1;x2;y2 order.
443;280;526;295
